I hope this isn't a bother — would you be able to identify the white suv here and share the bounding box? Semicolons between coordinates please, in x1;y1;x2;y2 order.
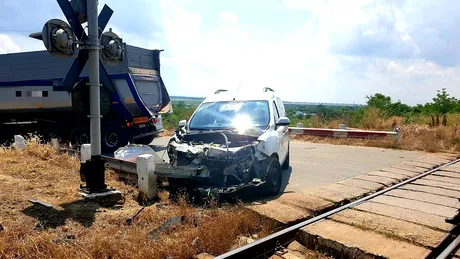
166;87;290;195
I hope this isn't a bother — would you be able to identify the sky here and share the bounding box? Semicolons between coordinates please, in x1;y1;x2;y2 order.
1;0;460;105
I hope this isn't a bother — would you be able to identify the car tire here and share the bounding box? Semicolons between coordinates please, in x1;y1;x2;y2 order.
102;125;127;153
282;149;290;170
263;157;282;195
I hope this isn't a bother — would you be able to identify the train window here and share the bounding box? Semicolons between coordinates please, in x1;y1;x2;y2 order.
15;91;21;97
43;91;48;97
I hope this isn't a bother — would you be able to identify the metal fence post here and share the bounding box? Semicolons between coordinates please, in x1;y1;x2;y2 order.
395;127;402;144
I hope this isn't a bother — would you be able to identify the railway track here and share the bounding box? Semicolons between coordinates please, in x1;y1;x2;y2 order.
437;233;460;259
215;158;460;259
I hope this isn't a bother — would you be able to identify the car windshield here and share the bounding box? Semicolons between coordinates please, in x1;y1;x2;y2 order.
188;100;270;131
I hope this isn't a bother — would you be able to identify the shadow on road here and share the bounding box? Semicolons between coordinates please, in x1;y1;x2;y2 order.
22;200;101;229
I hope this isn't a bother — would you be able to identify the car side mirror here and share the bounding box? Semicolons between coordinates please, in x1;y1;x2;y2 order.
276;117;290;126
178;120;187;127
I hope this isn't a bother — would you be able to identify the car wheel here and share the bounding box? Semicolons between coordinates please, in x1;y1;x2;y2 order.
282;149;290;170
102;125;127;153
263;157;282;195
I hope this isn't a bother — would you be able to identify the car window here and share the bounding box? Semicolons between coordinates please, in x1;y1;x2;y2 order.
273;101;280;122
189;100;270;130
276;97;285;117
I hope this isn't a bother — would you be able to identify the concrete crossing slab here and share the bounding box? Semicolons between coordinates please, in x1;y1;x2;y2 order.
423;153;459;160
424;175;460;185
299;220;430;259
400;184;460;199
247;200;311;224
415;157;452;164
304;184;369;203
379;167;420;177
402;161;437;169
411;158;447;166
367;170;410;181
412;179;460;192
392;165;427;173
277;193;331;213
372;195;457;217
434;170;460;179
384;189;460;208
355;201;452;231
335;178;385;191
443;167;460;174
330;209;446;248
353;174;399;186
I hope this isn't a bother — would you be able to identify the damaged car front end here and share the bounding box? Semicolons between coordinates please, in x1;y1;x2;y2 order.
164;99;284;196
166;130;271;195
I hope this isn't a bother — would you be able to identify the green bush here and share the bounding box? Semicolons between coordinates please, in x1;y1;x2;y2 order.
162;102;197;130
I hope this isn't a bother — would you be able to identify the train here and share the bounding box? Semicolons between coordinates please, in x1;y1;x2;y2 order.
0;44;172;152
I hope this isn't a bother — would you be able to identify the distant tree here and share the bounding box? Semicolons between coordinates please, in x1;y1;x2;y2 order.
365;93;392;110
432;88;457;115
389;101;412;116
174;101;186;108
413;104;424;114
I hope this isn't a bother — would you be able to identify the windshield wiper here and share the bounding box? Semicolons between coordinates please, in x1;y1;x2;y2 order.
189;128;211;132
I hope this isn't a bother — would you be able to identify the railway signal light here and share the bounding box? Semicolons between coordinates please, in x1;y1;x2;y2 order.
29;19;76;59
100;29;124;66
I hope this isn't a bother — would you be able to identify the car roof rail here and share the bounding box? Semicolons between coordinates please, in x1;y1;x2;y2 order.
215;89;228;94
263;87;275;92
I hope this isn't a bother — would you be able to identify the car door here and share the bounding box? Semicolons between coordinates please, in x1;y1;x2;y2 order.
272;100;289;163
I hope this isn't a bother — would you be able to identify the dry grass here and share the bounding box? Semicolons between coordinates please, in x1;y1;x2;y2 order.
293;109;460;153
0;137;275;259
292;125;460;153
159;128;175;138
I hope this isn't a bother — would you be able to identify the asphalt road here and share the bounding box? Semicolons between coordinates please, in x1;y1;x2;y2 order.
149;136;425;192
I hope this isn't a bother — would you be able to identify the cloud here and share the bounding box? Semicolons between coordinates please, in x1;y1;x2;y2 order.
0;34;20;54
219;12;238;25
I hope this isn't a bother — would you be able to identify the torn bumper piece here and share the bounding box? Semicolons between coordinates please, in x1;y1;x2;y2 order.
156;163;263;194
195;178;264;195
155;162;265;195
155;164;211;179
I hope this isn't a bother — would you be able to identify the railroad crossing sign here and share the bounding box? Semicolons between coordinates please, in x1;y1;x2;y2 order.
30;0;122;93
29;0;124;195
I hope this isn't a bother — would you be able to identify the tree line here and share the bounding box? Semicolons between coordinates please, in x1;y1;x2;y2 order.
365;88;459;126
286;88;459;128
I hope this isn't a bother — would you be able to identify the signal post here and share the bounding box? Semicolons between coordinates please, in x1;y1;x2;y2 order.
30;0;124;205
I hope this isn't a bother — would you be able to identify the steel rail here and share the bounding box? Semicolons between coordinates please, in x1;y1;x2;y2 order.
215;158;460;259
436;234;460;259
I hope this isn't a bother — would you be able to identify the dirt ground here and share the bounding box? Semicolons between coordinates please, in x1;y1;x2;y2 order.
0;139;276;259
